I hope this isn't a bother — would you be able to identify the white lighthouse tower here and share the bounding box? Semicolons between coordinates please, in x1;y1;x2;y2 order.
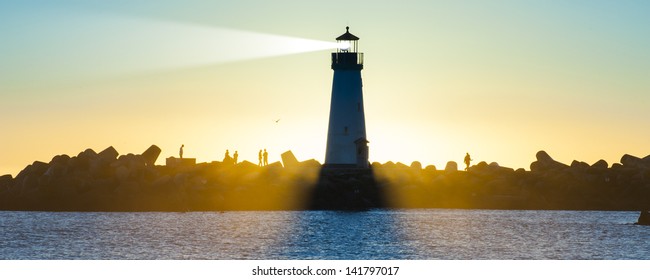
324;27;369;168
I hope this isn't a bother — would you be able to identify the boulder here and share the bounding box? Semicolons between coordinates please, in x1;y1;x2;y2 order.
636;211;650;226
621;154;644;168
611;163;623;169
445;161;458;172
166;157;196;167
591;159;608;169
165;157;178;167
173;173;188;186
395;162;409;169
20;174;39;190
44;162;68;177
300;159;321;168
530;150;568;172
467;161;488;173
570;160;590;170
141;145;161;166
18;161;49;178
280;150;299;168
118;154;146;169
98;146;119;160
410;161;422;170
536;150;553;162
468;161;488;171
0;174;13;188
152;175;172;188
424;165;437;172
89;156;113;178
237;160;258;169
482;162;514;174
488;162;514;172
266;161;283;169
78;148;97;158
68;154;91;170
49;154;71;166
115;166;130;182
529;161;541;172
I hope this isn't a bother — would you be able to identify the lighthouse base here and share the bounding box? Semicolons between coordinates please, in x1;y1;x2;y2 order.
321;163;367;169
308;166;387;210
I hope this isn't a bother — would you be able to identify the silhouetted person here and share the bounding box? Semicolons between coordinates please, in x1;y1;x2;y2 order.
263;149;268;166
464;152;472;171
224;150;232;164
233;151;238;164
179;144;184;159
258;150;263;166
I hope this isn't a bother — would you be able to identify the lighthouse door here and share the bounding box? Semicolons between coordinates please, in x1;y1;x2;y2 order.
355;138;369;168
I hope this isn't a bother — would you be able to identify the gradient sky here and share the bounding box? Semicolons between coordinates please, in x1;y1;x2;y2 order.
2;0;649;176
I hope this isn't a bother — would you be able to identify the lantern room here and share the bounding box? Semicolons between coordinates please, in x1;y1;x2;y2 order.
332;26;363;70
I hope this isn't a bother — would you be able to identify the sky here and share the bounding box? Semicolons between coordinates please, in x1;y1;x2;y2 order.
1;0;649;176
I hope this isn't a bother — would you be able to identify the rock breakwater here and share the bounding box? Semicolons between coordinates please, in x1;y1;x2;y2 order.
1;147;649;211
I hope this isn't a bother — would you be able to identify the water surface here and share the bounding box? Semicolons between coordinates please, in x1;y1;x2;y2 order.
0;210;647;259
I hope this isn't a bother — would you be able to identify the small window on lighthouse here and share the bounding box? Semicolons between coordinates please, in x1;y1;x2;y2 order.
344;127;348;135
357;103;361;112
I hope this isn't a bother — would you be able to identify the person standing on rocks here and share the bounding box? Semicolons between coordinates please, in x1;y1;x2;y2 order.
224;150;232;164
464;152;472;171
263;149;269;166
258;150;263;166
233;151;239;164
179;144;184;159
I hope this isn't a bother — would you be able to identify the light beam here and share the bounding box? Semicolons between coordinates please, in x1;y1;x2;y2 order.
0;9;340;88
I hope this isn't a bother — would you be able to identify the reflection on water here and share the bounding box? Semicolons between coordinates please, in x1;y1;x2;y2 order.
274;211;412;259
0;210;648;259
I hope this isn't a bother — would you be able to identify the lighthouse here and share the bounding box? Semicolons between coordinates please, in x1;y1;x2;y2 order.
324;27;369;168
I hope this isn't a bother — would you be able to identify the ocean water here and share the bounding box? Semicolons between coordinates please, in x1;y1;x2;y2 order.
0;210;648;259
